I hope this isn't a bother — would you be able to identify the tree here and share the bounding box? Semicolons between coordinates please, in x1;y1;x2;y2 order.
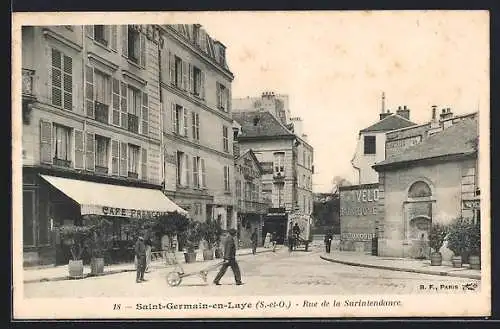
330;176;352;195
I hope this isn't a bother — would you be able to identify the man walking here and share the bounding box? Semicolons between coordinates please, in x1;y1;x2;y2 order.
213;229;243;286
250;228;258;255
324;231;333;253
288;223;294;252
135;235;147;283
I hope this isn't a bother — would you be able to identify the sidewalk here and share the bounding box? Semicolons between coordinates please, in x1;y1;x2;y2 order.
23;247;274;284
320;251;481;280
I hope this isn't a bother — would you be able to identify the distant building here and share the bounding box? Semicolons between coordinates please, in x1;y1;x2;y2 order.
351;93;416;184
373;112;479;259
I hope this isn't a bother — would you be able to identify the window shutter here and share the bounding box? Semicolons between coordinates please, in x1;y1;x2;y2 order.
74;129;84;169
120;82;128;129
169;51;175;86
201;158;206;187
182;60;188;91
162;103;168;133
224;166;228;190
226;87;231;112
188;64;194;93
40;120;53;164
183;108;188;136
200;70;205;99
192;156;198;188
62;55;73;111
111;78;120;126
119;142;128;176
216;83;221;108
171;103;177;133
85;65;94;118
51;49;62;107
85;25;94;39
121;25;128;58
185;155;190;186
111;140;119;175
85;132;95;171
141;148;148;181
110;25;118;51
141;92;149;136
191;112;196;139
140;34;146;68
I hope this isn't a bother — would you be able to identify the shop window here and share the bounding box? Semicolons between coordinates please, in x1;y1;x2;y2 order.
408;181;432;198
364;135;376;155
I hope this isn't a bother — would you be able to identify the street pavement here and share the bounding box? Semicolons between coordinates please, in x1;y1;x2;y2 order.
24;246;481;298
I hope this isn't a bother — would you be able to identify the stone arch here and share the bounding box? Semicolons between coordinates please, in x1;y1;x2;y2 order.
407;180;433;199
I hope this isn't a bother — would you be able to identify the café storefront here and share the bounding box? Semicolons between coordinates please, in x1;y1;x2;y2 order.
38;174;187;266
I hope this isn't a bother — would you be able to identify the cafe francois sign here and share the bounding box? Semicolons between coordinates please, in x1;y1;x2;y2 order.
81;205;170;219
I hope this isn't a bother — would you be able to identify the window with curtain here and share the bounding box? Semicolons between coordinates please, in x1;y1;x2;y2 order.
52;124;71;161
95;135;109;168
128;144;140;174
127;86;141;115
94;70;110;105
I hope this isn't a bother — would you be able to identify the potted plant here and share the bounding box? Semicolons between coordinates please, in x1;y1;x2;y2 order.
156;212;189;251
200;219;223;261
58;224;93;279
182;220;201;263
429;223;448;266
84;215;112;276
447;218;469;268
467;222;481;270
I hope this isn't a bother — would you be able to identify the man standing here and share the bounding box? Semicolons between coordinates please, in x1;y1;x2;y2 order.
135;235;147;283
213;229;243;286
250;228;258;255
288;223;294;252
324;231;333;253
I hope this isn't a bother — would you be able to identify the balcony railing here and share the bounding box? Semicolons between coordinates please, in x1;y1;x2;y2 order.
95;165;109;174
95;101;109;124
128;171;138;179
22;69;35;98
128;114;139;133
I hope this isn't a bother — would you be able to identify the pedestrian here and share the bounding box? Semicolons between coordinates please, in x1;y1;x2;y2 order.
288;223;294;252
135;235;147;283
264;232;271;248
271;232;277;252
213;229;243;286
324;231;333;253
145;236;153;272
293;223;301;239
250;228;258;255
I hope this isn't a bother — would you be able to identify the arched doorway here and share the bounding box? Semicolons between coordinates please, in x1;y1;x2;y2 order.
404;180;434;259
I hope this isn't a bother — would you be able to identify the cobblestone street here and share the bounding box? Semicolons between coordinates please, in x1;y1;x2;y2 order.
24;247;481;298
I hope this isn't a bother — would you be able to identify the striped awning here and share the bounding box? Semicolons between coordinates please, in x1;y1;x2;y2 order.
40;175;188;218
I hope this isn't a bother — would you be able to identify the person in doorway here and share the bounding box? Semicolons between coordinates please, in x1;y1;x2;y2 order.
251;228;258;255
213;229;243;286
324;231;333;253
135;235;147;283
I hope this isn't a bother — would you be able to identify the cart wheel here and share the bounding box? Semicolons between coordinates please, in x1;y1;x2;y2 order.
166;271;182;287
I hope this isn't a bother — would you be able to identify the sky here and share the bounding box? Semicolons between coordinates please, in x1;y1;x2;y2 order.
199;11;489;193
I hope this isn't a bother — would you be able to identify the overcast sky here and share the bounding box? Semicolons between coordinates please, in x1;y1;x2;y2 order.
200;11;489;193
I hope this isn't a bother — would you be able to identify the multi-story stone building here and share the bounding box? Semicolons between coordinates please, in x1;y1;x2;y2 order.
232;99;314;244
157;24;236;234
21;25;187;266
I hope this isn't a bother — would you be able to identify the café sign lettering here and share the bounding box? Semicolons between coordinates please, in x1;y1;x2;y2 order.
340;188;379;217
102;206;168;218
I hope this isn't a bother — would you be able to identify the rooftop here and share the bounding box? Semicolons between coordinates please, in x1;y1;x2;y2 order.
360;114;416;133
232;111;295;139
373;118;478;169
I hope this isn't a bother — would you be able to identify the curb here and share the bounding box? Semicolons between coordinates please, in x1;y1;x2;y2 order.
24;249;274;284
319;255;481;280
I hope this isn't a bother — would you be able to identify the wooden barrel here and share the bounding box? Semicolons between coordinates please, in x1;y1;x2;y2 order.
451;256;462;268
469;255;481;270
430;252;442;266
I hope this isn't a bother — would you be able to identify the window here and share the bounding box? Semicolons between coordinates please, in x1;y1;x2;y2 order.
364;135;376;155
224;166;230;192
236;179;241;199
173;104;188;136
95;135;109;171
408;181;432;198
175;56;183;88
302;174;306;188
127;26;141;64
192;112;200;140
94;25;108;45
192;156;203;188
128;144;140;178
273;152;285;174
127;86;141;133
223;126;229;152
193;66;202;96
217;83;229;112
193;25;200;46
51;48;72;110
176;151;189;186
94;70;111;124
303;151;306;166
52;124;71;166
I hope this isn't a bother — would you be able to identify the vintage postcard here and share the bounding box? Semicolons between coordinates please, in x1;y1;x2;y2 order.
12;11;490;319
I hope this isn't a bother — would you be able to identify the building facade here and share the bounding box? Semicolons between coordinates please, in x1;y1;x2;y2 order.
373;114;479;260
21;25;183;266
158;25;236;233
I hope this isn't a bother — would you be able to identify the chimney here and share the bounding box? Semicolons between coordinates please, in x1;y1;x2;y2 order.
431;105;437;121
379;92;391;120
396;105;410;120
439;107;453;121
379;109;392;120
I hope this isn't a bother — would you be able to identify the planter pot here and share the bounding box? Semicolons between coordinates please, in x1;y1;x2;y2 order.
203;249;214;261
451;255;463;268
430;252;443;266
214;248;223;259
90;257;105;276
184;252;197;264
68;260;84;279
469;255;481;270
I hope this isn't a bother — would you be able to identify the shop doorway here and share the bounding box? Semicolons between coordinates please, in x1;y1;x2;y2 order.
262;216;287;244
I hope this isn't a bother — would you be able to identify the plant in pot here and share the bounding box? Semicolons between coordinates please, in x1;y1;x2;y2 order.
182;220;201;264
467;222;481;270
84;215;112;276
429;223;448;266
446;217;469;268
200;219;223;261
157;212;190;251
58;223;93;279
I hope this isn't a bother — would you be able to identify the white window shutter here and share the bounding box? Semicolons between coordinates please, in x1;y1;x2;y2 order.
185;154;190;186
200;70;205;99
74;129;84;169
85;25;94;39
140;34;146;68
182;60;188;91
121;25;128;58
120;82;128;129
119;142;128;176
111;140;119;175
85;65;94;118
40;120;53;164
141;92;149;136
85;132;95;171
171;103;177;133
141;147;148;181
183;107;188;136
169;51;175;86
110;25;118;51
201;158;206;187
188;64;194;93
111;78;120;126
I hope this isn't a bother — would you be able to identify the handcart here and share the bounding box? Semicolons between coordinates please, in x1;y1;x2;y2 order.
165;250;225;287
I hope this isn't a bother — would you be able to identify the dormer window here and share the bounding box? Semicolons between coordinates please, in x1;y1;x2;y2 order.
364;135;376;155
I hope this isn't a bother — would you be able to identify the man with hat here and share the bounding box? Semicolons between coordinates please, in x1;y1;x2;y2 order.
213;228;243;286
135;235;147;283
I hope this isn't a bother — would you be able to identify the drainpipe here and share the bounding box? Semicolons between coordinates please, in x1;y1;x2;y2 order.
157;27;165;191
